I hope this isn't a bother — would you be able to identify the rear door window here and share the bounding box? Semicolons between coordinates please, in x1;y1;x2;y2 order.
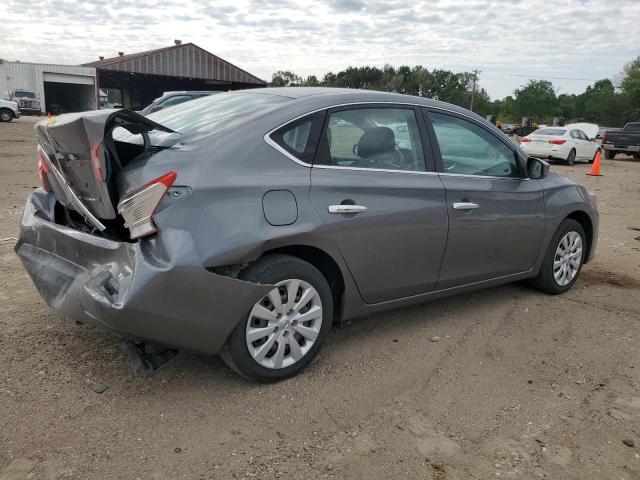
315;107;426;172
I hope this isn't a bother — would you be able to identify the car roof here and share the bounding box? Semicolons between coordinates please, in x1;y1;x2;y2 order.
238;87;486;122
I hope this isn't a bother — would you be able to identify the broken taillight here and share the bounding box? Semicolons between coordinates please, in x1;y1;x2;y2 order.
91;141;105;182
37;146;51;192
117;171;177;240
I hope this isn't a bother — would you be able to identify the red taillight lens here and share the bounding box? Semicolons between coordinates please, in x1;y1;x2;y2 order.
91;141;105;182
117;171;177;240
521;138;531;142
549;139;567;145
37;146;51;192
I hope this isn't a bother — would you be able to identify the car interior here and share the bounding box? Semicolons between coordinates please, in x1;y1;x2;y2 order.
319;108;426;171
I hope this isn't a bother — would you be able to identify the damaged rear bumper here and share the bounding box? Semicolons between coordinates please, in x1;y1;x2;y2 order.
15;190;272;355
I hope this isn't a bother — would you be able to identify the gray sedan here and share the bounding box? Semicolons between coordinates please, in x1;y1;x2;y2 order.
16;88;598;381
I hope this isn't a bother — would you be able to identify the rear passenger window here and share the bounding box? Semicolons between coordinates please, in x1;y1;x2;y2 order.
282;121;311;153
316;107;426;172
270;112;324;164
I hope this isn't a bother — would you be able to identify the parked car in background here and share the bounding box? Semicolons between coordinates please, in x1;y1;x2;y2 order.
520;124;600;165
501;123;516;134
16;88;598;381
140;91;221;115
601;123;640;159
6;90;41;115
0;98;20;122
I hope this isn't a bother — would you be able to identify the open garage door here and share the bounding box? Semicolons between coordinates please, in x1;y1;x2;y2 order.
43;72;96;114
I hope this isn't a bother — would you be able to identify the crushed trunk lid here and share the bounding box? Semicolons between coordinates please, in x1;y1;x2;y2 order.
35;109;177;230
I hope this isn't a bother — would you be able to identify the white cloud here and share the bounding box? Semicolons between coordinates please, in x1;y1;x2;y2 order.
1;0;639;98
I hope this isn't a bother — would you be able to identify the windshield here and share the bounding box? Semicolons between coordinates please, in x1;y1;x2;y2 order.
115;92;289;145
15;91;36;99
624;123;640;133
535;128;566;136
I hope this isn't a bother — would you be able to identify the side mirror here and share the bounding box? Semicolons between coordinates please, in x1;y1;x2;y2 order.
527;157;550;179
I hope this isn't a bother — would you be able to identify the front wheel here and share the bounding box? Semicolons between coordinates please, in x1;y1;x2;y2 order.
605;150;616;160
220;254;333;382
0;109;13;122
529;219;586;295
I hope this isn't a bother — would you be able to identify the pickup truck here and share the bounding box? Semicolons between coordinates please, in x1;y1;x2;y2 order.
7;90;41;115
601;123;640;159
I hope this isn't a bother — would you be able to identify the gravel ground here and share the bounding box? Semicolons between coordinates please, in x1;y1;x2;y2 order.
1;116;640;479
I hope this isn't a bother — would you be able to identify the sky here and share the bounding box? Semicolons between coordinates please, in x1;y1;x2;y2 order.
1;0;639;99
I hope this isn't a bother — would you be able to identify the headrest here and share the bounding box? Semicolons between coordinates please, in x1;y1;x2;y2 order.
357;127;395;158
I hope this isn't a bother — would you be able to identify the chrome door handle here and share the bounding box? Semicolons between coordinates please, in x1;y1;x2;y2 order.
452;202;479;210
328;205;367;214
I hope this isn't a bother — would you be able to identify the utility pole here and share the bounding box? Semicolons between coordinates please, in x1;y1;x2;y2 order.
470;69;480;112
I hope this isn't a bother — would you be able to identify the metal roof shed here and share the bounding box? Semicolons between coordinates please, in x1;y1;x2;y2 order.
82;41;266;110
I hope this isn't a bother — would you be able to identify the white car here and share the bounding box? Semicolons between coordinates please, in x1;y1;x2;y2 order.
520;124;600;165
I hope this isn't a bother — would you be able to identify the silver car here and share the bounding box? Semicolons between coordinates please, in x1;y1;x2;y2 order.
16;88;598;381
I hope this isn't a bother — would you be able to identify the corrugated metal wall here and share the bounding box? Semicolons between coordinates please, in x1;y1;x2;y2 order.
100;44;262;85
0;62;97;112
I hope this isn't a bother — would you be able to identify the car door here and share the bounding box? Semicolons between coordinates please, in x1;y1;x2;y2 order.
424;109;546;289
578;129;598;159
568;129;587;159
309;105;448;304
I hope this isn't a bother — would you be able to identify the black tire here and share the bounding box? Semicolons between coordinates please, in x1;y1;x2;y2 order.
565;149;576;166
633;153;640;160
605;150;616;160
529;219;586;295
220;254;333;382
0;109;13;122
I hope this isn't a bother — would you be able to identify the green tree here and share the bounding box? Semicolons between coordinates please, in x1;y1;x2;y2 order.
620;57;640;118
579;79;621;126
512;80;557;121
269;71;303;87
303;75;321;86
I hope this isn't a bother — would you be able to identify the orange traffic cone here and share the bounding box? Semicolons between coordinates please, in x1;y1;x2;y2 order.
587;148;603;176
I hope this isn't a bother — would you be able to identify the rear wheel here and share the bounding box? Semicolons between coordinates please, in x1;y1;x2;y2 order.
0;109;13;122
605;150;616;160
565;149;576;166
220;254;333;382
633;153;640;160
529;219;586;295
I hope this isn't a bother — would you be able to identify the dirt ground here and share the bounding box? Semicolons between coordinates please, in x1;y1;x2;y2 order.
1;116;640;480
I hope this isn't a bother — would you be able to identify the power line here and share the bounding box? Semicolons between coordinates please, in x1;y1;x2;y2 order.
482;72;604;82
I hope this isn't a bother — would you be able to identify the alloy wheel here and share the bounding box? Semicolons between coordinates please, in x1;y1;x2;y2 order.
553;231;582;286
0;111;11;122
245;279;323;369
